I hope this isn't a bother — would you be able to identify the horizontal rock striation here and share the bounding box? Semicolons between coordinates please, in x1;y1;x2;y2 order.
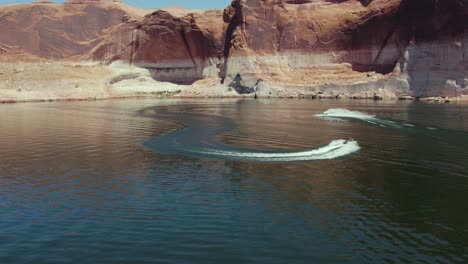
0;0;466;99
0;2;128;59
220;0;467;97
65;0;121;3
92;9;225;84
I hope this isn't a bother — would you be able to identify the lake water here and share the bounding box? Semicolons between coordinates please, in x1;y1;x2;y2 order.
1;99;468;263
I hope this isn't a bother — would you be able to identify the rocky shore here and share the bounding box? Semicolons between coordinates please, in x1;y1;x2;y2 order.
1;60;467;103
0;0;466;103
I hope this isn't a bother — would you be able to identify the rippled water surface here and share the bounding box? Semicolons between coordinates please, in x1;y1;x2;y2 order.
1;99;468;263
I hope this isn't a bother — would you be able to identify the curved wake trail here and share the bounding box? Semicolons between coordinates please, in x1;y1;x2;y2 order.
315;108;427;130
179;139;360;162
141;105;360;162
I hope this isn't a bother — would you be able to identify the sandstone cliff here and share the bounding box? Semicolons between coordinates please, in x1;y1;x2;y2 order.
220;0;467;98
92;9;225;84
0;0;467;101
0;0;149;59
90;0;467;98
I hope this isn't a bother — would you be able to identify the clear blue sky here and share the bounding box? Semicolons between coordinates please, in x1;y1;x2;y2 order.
0;0;232;9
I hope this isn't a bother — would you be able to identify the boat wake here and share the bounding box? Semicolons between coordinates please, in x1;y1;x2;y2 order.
182;139;360;162
315;108;376;120
315;108;427;130
142;106;360;162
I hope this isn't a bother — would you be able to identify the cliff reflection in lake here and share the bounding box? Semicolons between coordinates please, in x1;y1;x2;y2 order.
1;99;468;263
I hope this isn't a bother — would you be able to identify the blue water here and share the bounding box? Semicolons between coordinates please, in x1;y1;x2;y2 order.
1;99;468;263
141;105;360;162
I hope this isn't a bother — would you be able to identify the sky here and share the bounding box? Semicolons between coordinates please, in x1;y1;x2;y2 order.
0;0;232;9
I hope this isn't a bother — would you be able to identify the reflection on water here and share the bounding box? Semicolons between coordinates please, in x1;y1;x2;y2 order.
1;99;468;263
141;105;361;162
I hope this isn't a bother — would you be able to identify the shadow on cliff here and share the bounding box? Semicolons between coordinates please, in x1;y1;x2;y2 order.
323;0;373;6
228;74;256;94
398;0;466;97
343;0;466;97
146;67;200;85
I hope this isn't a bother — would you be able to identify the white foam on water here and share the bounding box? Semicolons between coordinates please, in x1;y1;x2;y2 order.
315;108;376;120
315;108;408;129
190;139;360;162
319;117;348;122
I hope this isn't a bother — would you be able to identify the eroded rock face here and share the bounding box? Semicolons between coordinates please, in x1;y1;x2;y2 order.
0;2;130;59
65;0;121;3
221;0;467;97
92;9;225;84
1;0;466;97
221;0;403;84
395;0;467;97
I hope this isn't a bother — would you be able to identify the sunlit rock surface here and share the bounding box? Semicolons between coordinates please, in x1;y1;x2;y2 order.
0;0;466;101
92;9;225;84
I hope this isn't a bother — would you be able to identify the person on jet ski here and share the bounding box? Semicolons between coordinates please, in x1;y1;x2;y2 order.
344;137;354;144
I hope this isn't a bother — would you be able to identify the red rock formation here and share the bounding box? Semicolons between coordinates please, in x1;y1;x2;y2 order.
220;0;467;97
0;0;466;97
92;9;225;84
65;0;121;4
395;0;467;97
0;1;135;59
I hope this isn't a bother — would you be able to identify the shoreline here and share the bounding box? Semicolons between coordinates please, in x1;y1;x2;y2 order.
1;60;467;105
2;94;468;105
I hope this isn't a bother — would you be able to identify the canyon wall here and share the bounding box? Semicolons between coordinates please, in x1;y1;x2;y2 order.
1;0;466;99
91;0;466;98
219;0;467;97
0;1;134;59
92;9;225;84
